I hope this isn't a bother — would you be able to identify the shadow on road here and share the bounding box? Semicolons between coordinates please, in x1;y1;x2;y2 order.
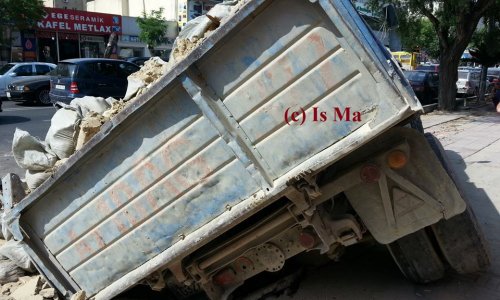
0;115;31;125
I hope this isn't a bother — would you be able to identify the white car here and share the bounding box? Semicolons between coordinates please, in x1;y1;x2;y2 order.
456;69;488;96
0;62;56;98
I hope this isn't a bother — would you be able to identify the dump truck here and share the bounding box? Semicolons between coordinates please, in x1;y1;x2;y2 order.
1;0;490;299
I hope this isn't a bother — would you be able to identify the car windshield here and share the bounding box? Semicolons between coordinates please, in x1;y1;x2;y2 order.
0;63;16;75
55;63;77;77
458;71;468;79
404;71;426;82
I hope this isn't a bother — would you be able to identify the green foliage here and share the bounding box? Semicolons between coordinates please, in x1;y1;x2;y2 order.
397;14;439;58
469;20;500;67
136;8;168;51
0;0;45;29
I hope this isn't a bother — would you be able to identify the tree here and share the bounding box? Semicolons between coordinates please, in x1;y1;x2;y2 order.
467;11;500;101
0;0;44;28
136;8;168;55
371;0;497;111
0;0;45;41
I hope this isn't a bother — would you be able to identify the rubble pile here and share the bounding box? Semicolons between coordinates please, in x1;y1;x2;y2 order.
0;236;59;300
0;273;58;300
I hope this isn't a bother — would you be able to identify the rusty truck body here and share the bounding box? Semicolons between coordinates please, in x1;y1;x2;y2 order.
2;0;489;299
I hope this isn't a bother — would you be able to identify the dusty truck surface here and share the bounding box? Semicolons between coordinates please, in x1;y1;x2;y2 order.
2;0;489;299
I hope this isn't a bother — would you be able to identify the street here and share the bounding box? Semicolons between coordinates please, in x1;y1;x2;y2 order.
0;100;55;179
2;98;498;300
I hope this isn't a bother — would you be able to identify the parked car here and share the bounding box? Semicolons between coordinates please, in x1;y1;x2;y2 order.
403;70;439;104
0;62;56;99
456;69;487;96
7;75;52;105
416;64;439;72
49;58;140;104
125;57;151;67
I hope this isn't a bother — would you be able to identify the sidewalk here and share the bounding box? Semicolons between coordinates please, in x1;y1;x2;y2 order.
422;106;500;298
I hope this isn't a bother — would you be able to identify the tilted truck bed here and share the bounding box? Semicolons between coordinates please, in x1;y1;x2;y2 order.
6;0;421;298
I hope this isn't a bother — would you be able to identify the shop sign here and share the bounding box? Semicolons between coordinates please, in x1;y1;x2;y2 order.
21;31;37;61
37;7;122;34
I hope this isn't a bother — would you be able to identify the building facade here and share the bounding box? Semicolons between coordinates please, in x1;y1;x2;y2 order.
43;0;87;11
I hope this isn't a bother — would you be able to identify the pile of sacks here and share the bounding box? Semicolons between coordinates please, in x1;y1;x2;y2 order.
13;97;118;191
12;58;168;192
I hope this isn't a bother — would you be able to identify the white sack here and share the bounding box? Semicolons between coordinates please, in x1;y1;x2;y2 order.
45;104;82;159
12;129;57;171
178;1;237;41
25;169;51;191
105;97;118;106
0;260;25;284
123;78;146;101
0;240;34;272
70;96;111;116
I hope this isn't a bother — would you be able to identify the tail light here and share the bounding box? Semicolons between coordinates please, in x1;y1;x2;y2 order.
387;150;408;169
70;81;79;94
360;164;381;183
413;85;424;92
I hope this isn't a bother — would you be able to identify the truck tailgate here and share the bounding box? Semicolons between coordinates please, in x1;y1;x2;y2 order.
8;0;421;298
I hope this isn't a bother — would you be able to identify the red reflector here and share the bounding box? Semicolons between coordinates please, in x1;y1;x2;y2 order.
70;82;79;94
213;267;236;286
360;164;381;183
299;231;316;249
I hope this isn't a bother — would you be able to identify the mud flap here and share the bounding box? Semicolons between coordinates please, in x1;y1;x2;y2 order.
343;128;466;244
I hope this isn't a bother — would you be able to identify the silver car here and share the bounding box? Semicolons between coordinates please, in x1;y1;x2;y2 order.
0;62;56;98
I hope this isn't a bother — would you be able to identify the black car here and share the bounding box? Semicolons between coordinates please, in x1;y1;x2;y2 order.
403;70;439;105
126;57;151;67
7;75;52;105
49;58;140;104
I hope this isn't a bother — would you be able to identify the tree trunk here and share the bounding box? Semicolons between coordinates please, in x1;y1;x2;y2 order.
479;65;488;102
438;53;461;111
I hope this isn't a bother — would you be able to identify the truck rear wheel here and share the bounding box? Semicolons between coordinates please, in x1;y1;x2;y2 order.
425;133;490;274
387;229;445;283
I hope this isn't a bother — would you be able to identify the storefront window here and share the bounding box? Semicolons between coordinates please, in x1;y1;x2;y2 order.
80;35;106;58
37;31;57;63
59;33;79;60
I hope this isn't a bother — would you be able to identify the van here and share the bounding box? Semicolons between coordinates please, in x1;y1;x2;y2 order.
456;69;485;96
49;58;140;104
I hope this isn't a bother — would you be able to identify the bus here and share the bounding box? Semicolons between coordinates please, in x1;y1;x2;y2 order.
391;51;422;70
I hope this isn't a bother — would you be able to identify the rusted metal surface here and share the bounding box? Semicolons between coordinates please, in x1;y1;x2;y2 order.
6;0;422;298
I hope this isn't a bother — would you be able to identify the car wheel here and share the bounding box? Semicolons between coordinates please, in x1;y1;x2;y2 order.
37;89;51;105
425;133;490;274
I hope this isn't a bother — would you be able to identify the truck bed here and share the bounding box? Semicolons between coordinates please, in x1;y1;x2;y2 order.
6;0;421;298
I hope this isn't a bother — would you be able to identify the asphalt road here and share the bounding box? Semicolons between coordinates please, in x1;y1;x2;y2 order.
0;100;56;179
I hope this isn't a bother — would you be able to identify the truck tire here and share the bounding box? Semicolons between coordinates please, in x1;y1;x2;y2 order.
387;229;445;283
425;133;490;274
